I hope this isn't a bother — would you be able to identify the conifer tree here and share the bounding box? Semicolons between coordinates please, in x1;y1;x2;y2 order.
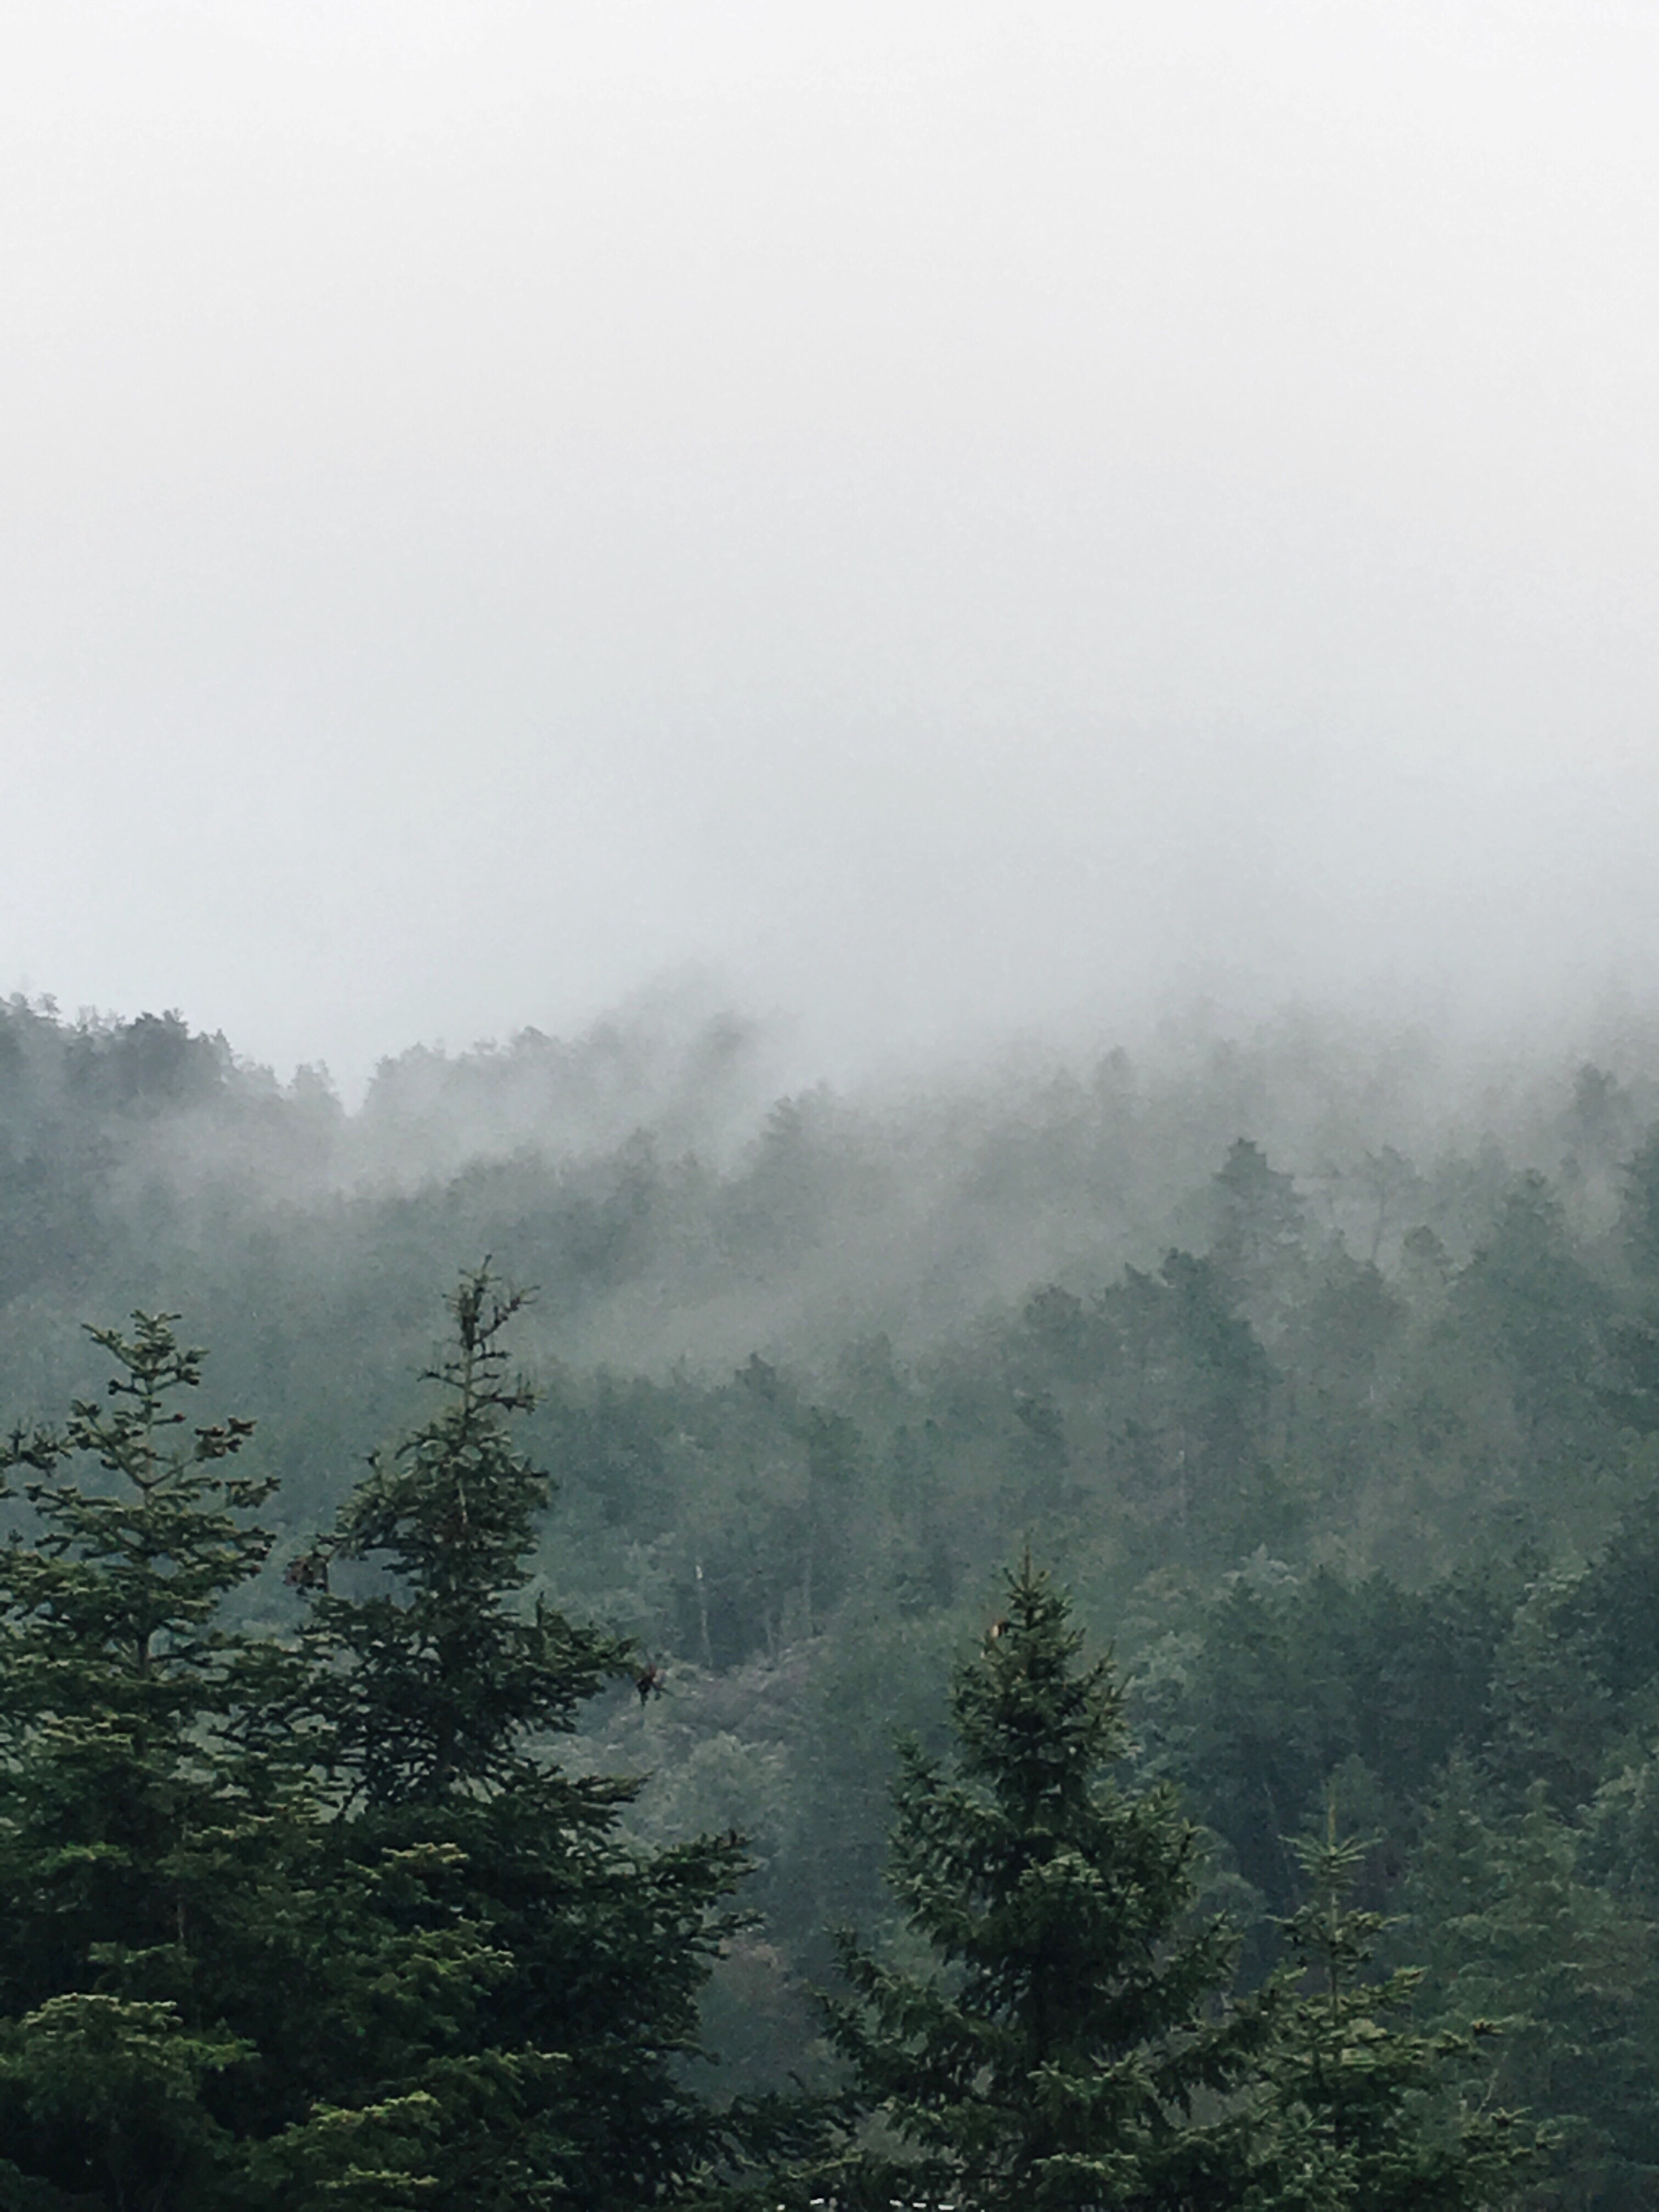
298;1266;777;2210
817;1556;1276;2210
0;1314;277;2205
1407;1760;1659;2200
1254;1804;1539;2211
303;1269;621;1803
0;1317;478;2209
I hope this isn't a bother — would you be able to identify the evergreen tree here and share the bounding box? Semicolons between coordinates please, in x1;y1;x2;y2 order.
1451;1170;1611;1476
1620;1124;1659;1285
817;1556;1275;2210
299;1266;782;2210
0;1314;280;2205
1209;1138;1306;1334
1409;1760;1659;2202
0;1315;508;2211
303;1269;621;1803
1257;1804;1539;2212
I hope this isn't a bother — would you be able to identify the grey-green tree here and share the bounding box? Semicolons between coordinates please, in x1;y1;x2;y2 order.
1260;1806;1541;2211
815;1556;1276;2210
296;1266;797;2210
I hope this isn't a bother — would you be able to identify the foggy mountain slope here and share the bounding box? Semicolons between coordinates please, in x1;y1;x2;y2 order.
2;988;1655;1412
9;2;1659;2188
4;990;1656;1366
12;983;1659;2200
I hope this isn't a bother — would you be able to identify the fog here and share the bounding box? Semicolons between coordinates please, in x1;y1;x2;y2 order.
4;0;1657;1089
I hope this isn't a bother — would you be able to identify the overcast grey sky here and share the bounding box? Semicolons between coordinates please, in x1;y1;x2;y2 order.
4;0;1657;1088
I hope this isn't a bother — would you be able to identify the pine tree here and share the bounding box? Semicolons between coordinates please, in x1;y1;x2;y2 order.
297;1266;781;2210
0;1313;279;2205
1254;1803;1540;2212
1406;1759;1659;2202
302;1268;621;1803
0;1316;473;2209
817;1556;1276;2210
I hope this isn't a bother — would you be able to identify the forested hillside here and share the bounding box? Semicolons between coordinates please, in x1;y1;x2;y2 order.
7;991;1659;2203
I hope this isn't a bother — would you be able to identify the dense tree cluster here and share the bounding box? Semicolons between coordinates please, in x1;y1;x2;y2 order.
0;1279;790;2208
0;1326;1538;2208
6;994;1659;2201
811;1561;1534;2212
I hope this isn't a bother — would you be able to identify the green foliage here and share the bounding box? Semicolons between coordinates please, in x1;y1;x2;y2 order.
818;1559;1274;2210
1210;1137;1307;1333
1147;1564;1511;1921
813;1566;1535;2211
0;1315;286;2203
0;1288;804;2210
298;1267;783;2211
0;1994;245;2209
1259;1808;1539;2211
13;997;1659;2200
304;1269;622;1803
0;1313;520;2208
1409;1762;1659;2203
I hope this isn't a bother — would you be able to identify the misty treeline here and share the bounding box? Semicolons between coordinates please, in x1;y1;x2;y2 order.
8;994;1659;2203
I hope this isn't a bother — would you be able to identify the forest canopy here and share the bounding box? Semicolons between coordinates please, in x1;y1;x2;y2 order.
4;991;1659;2204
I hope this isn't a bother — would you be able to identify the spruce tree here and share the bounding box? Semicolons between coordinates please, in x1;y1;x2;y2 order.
817;1556;1275;2210
0;1314;278;2205
1252;1807;1540;2212
1406;1762;1656;2202
298;1266;776;2210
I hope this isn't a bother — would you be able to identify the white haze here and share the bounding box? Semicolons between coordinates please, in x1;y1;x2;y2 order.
3;0;1657;1093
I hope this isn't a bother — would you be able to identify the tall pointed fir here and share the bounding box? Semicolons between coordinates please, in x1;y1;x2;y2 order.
817;1555;1276;2211
1255;1806;1541;2211
0;1314;280;2204
298;1266;779;2210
